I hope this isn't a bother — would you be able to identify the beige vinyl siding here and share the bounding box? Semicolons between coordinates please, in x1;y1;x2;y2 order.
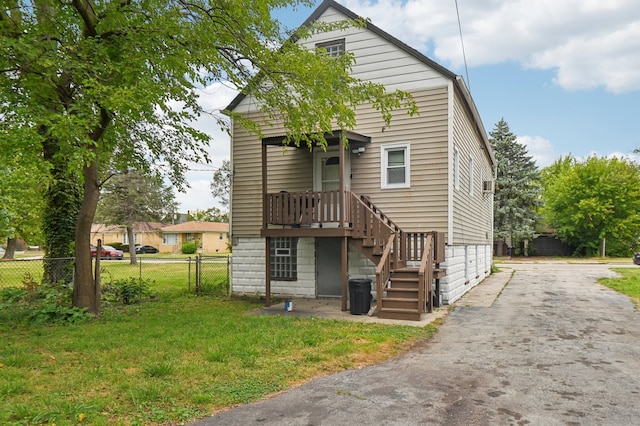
231;86;451;237
349;87;450;232
451;89;493;245
301;8;447;92
232;6;449;115
231;113;313;237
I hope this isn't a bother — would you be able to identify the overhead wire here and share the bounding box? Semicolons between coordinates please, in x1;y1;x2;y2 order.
454;0;471;92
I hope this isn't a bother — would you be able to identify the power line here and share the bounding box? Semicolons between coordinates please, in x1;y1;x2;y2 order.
455;0;471;92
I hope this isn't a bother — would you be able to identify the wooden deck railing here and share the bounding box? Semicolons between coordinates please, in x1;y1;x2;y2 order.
265;190;344;226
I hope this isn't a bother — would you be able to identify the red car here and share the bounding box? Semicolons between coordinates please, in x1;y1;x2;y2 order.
91;245;124;260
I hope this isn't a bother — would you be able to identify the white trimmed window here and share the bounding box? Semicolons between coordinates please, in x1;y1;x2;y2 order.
469;156;475;196
123;234;138;245
270;237;298;280
381;143;410;189
454;147;460;190
163;233;178;245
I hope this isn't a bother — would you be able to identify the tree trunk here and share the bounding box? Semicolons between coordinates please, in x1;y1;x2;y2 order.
73;160;101;314
127;226;137;265
42;137;81;285
3;238;17;259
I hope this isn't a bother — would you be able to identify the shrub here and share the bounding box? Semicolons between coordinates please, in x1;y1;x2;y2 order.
0;280;91;326
103;278;154;305
181;242;197;254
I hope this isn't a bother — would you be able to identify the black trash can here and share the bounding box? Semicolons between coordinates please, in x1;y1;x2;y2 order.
349;278;372;315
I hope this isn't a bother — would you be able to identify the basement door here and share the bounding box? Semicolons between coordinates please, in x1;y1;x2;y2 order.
316;238;342;297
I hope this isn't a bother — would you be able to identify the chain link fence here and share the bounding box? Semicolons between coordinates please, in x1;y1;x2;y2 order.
0;255;230;296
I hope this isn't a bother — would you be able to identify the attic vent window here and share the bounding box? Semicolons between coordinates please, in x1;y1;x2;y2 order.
316;39;345;57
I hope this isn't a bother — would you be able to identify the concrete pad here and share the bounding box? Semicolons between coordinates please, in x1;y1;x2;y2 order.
248;270;513;326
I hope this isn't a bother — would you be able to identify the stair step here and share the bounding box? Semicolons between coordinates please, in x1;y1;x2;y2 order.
379;308;422;321
386;288;418;298
389;280;419;290
381;297;419;310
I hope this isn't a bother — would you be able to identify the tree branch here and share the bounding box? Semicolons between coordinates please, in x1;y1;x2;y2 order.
71;0;98;37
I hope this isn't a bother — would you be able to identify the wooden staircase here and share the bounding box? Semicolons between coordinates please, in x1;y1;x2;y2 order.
379;268;422;321
348;194;446;321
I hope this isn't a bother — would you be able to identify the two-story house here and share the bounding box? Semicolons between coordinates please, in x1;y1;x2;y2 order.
225;0;495;320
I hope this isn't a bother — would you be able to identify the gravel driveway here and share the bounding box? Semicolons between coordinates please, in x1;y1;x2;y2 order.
194;262;640;425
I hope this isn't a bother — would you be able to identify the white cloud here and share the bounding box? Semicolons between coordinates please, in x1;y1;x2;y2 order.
579;150;640;164
175;174;220;213
173;82;237;212
517;135;555;168
342;0;640;92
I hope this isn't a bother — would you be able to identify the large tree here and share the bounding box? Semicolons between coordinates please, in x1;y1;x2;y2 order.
541;155;640;257
95;171;177;264
1;0;415;313
0;137;45;259
489;119;541;254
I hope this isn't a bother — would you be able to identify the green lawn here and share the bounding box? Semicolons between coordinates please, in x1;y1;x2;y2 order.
600;267;640;306
0;257;226;294
0;267;436;425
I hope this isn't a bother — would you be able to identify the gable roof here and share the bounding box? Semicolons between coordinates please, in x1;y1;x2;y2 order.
161;221;229;233
225;0;494;167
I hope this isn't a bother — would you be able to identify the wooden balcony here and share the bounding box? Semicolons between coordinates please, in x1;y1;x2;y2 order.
262;190;351;238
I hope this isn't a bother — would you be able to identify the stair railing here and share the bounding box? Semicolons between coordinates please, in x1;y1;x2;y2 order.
418;233;434;313
375;233;396;315
358;195;406;268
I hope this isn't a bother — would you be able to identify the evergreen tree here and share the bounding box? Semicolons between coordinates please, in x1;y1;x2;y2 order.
489;119;541;254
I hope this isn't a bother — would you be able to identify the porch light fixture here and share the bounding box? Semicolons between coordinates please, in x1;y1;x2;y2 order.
352;146;365;155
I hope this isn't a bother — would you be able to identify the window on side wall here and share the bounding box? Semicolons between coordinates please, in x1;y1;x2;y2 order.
123;234;138;245
469;156;475;196
270;237;298;280
316;39;345;57
381;143;410;189
454;147;460;190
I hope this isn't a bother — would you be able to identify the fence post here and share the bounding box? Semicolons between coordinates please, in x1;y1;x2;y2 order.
195;255;201;295
227;254;231;296
187;257;192;293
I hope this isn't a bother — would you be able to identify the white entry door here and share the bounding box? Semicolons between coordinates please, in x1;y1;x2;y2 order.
314;148;350;192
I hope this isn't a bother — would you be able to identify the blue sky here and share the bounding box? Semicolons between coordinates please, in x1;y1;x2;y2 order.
176;0;640;211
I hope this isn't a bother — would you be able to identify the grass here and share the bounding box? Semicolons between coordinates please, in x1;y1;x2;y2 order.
0;277;437;425
600;267;640;307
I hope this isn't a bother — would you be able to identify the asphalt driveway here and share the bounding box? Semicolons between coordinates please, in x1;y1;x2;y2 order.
194;262;640;425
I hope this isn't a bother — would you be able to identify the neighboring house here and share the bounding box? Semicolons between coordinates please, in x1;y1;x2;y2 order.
91;222;164;249
225;0;496;320
160;222;230;254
